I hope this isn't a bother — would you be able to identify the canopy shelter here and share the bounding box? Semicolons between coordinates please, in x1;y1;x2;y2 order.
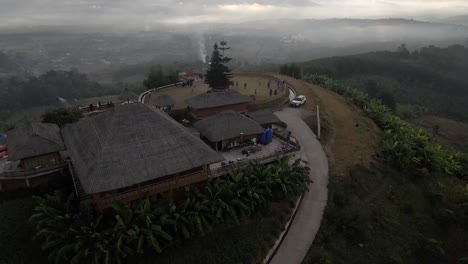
152;94;176;110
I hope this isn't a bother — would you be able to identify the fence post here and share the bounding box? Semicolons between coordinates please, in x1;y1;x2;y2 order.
317;105;321;139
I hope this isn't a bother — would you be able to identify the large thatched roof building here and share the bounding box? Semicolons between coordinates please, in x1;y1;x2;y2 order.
193;110;264;150
62;103;224;208
186;90;252;119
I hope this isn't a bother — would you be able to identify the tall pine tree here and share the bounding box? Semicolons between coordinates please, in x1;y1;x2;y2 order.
205;42;233;91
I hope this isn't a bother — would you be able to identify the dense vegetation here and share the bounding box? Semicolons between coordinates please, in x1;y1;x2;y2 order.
306;74;468;179
42;108;84;127
305;165;468;264
301;45;468;121
279;63;302;79
142;66;179;90
31;158;310;264
303;75;468;263
0;70;117;129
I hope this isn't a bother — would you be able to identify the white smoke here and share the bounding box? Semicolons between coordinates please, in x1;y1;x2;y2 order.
196;35;207;63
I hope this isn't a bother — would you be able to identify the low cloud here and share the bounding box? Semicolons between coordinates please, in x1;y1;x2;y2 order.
0;0;467;29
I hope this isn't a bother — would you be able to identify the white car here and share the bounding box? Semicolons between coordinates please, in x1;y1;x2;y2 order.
290;95;306;107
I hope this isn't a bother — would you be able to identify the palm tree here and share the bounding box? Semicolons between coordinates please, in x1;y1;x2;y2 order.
113;199;172;254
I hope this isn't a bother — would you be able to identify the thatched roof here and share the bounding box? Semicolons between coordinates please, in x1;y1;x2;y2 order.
7;123;65;161
119;89;138;101
246;110;283;126
153;94;176;107
185;90;252;109
193;111;264;142
70;95;121;107
62;103;224;194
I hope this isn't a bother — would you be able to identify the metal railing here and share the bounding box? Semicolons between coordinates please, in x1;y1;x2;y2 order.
211;140;301;177
138;82;183;103
0;163;68;179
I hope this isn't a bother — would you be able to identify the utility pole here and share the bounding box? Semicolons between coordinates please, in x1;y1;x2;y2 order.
316;105;321;139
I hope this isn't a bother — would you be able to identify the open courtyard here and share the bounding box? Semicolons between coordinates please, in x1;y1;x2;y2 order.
144;74;287;109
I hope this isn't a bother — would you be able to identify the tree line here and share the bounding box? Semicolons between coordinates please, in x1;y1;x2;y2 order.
30;158;310;264
0;70;117;124
301;45;468;121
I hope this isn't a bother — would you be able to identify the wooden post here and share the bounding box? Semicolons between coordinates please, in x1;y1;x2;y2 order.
316;105;321;139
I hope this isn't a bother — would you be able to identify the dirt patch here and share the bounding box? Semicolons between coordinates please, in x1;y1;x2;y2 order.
412;115;468;152
272;74;381;176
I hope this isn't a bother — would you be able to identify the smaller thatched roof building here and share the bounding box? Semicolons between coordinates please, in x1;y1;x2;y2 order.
153;94;176;108
186;90;252;110
7;123;65;161
193;110;264;143
246;110;284;127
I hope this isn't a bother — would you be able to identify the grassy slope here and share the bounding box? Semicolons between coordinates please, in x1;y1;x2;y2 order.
303;165;468;264
412;115;468;152
281;74;468;263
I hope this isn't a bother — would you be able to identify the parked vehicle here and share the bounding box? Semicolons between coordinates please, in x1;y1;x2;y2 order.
290;95;306;107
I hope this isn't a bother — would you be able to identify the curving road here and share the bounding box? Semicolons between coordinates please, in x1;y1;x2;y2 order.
270;108;329;264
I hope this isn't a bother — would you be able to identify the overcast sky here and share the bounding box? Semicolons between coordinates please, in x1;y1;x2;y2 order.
1;0;467;29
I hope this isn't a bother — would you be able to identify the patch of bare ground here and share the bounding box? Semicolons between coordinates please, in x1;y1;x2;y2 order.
273;74;381;176
144;73;287;109
412;115;468;152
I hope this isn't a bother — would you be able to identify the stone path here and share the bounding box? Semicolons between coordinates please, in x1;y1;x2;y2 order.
270;108;329;264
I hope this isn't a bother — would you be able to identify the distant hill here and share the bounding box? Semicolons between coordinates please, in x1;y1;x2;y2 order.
301;44;468;122
438;14;468;26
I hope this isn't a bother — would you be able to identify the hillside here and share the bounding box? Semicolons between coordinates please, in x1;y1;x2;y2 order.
302;45;468;122
289;75;468;264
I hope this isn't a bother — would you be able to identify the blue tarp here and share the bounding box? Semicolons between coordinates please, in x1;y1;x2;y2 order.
0;134;6;143
266;129;273;143
259;132;267;145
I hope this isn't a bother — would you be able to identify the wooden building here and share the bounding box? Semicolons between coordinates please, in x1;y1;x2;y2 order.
185;90;252;119
0;123;67;191
246;110;286;128
193;110;264;151
61;103;224;210
6;123;65;169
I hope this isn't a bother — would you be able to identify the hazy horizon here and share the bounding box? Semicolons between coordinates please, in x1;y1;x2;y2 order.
1;0;467;31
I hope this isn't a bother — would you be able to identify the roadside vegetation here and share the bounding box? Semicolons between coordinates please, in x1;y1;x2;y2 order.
302;74;468;263
306;74;468;179
29;157;310;264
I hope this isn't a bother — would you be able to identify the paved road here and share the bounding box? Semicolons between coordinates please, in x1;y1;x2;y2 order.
270;108;329;264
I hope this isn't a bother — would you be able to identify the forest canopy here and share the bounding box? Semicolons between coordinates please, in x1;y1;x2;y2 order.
0;70;117;127
301;44;468;121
